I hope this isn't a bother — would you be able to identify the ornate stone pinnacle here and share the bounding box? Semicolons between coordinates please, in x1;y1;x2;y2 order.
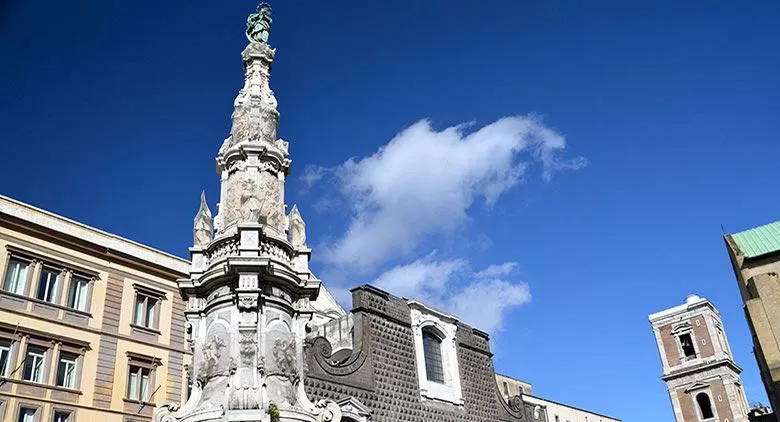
246;2;272;44
193;191;213;247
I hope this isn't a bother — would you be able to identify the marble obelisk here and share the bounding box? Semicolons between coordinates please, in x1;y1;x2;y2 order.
154;4;341;422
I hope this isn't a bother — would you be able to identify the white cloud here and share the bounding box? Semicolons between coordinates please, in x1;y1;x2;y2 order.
314;115;585;271
371;252;465;300
369;255;530;333
448;280;530;334
305;115;582;333
301;165;327;188
474;262;519;279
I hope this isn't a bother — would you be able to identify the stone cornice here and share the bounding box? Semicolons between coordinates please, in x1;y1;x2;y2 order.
0;195;189;277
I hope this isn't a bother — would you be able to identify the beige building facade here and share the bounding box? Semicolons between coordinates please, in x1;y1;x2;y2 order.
496;374;620;422
0;195;191;422
497;373;533;398
725;222;780;418
649;294;749;422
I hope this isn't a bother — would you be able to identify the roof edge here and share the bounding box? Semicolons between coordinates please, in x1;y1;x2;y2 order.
0;194;189;275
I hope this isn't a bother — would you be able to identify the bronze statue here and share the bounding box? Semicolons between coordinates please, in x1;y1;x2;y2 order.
246;3;272;43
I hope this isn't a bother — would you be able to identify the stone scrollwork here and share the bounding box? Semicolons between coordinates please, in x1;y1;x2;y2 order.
152;403;179;422
508;395;523;413
226;159;246;174
313;400;342;422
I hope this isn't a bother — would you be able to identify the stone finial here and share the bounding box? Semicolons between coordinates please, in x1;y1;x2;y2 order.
246;2;272;43
288;204;306;248
193;191;213;247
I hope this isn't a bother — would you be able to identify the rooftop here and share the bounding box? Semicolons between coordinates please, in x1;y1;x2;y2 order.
648;294;709;322
0;194;190;275
730;220;780;259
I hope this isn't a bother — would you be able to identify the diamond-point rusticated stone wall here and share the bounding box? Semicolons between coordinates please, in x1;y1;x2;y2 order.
304;284;545;422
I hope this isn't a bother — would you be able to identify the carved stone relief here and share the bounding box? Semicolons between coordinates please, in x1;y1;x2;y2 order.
197;323;231;384
238;331;257;366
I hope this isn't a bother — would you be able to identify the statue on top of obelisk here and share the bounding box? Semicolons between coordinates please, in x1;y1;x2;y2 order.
246;2;272;43
214;0;289;236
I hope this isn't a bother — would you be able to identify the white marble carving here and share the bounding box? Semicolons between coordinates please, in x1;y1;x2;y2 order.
155;6;344;422
288;204;306;248
193;191;213;247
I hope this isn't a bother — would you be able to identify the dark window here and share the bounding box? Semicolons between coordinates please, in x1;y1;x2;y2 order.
56;352;79;388
23;346;46;383
422;328;445;384
37;267;60;303
0;339;10;376
680;333;696;358
53;411;71;422
696;392;714;419
127;364;151;401
67;275;89;311
18;407;35;422
133;294;158;329
503;381;509;395
3;258;28;295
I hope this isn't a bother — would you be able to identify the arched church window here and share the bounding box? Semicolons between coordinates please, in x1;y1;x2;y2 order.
696;392;714;419
422;328;445;383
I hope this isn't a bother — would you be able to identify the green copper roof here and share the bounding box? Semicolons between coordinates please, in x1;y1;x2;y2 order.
731;221;780;258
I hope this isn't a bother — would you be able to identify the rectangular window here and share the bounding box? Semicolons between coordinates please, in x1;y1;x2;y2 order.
56;352;78;389
503;381;509;395
680;333;696;358
53;411;71;422
67;275;89;311
18;407;36;422
23;346;46;383
36;268;60;303
3;258;28;295
127;365;151;401
133;294;158;329
0;340;10;377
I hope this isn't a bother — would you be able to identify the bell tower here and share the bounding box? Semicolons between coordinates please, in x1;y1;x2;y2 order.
154;3;342;422
649;295;750;422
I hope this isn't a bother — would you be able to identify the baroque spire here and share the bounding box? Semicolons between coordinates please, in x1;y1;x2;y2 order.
214;1;291;236
155;5;343;422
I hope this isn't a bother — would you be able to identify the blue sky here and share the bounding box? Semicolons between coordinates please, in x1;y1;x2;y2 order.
2;1;780;420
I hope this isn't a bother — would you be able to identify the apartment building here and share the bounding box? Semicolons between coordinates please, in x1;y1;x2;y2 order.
0;195;190;422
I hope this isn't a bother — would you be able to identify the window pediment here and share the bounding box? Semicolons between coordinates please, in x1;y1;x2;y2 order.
684;382;709;393
671;321;693;335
